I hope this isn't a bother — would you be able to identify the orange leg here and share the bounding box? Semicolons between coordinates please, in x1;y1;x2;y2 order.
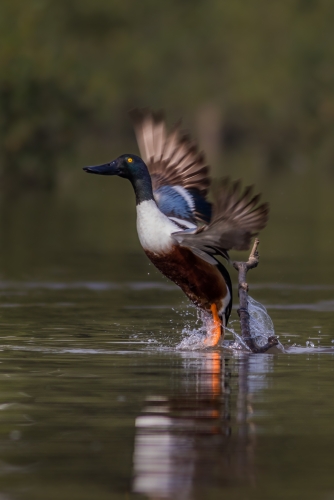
203;304;223;347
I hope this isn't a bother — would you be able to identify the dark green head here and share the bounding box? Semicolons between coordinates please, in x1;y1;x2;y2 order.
83;154;153;204
83;154;148;180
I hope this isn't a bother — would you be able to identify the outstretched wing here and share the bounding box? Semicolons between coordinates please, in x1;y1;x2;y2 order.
173;178;269;261
129;108;211;223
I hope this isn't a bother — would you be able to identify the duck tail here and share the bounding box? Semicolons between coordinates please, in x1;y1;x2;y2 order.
216;260;233;325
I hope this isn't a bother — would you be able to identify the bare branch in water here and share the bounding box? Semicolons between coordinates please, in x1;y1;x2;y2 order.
232;239;278;353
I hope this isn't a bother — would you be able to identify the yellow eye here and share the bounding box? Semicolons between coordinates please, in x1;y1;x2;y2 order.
127;157;133;163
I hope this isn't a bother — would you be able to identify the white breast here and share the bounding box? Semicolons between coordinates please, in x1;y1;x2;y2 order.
136;200;180;254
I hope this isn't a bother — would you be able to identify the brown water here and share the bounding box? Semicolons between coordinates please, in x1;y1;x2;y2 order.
0;177;334;500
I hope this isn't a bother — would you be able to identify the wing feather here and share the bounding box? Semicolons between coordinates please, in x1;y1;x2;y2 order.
173;178;269;260
129;108;211;197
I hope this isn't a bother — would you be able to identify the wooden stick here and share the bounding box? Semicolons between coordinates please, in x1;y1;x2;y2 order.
232;239;278;353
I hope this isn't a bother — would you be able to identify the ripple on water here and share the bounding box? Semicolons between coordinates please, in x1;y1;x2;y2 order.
1;280;334;355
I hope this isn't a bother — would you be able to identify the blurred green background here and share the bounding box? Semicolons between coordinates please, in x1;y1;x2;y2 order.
1;0;334;284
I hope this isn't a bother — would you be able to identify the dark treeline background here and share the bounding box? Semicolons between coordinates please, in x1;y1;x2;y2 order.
0;0;333;283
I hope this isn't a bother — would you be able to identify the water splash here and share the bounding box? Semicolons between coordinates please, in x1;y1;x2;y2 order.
248;295;276;347
230;296;284;352
177;295;283;352
176;308;213;350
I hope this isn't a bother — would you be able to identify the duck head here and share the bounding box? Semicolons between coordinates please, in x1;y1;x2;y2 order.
83;154;153;204
83;154;147;180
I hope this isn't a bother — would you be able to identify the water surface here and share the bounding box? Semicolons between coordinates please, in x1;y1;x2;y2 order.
0;187;333;500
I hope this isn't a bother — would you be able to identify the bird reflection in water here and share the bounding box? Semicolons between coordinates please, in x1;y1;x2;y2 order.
132;352;271;499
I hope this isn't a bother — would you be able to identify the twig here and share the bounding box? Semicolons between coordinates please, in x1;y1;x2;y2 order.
232;239;278;353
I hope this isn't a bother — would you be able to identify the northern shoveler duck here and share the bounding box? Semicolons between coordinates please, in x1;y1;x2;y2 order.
83;110;269;347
